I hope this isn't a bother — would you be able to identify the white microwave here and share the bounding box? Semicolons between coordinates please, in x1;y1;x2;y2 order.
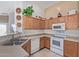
52;23;65;30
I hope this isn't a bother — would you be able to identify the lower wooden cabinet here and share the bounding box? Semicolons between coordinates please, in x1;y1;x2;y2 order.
40;37;45;49
64;40;78;57
40;37;50;49
78;43;79;56
44;37;50;49
22;40;31;54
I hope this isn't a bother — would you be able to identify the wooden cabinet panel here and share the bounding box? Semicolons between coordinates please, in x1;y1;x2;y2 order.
23;16;32;29
39;20;45;29
40;37;50;49
65;14;79;30
22;40;31;54
45;19;54;29
23;16;45;29
45;20;49;29
44;37;50;49
78;43;79;56
40;37;45;49
64;40;77;57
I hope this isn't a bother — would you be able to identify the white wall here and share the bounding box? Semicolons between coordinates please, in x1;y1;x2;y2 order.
0;1;24;33
23;2;45;17
0;1;15;14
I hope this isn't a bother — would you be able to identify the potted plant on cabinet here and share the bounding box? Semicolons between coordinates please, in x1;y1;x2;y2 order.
22;6;34;16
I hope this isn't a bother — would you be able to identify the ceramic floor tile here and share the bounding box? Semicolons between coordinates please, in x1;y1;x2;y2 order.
30;48;62;57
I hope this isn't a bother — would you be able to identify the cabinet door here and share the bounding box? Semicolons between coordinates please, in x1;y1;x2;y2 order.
78;42;79;57
45;20;49;29
39;20;45;29
23;16;32;29
64;40;77;57
22;40;31;54
31;38;40;54
58;16;67;23
40;37;50;49
65;14;79;30
44;37;50;49
40;37;45;49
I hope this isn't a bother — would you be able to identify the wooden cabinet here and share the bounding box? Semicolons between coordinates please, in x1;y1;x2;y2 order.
45;14;79;29
23;16;45;29
64;40;78;57
45;16;66;29
45;19;54;29
23;16;32;29
44;37;50;49
23;14;79;29
78;43;79;56
65;14;79;30
58;16;67;23
40;37;45;49
22;40;31;54
39;20;45;29
40;37;50;49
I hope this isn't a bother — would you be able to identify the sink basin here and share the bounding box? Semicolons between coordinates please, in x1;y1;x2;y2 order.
2;39;26;46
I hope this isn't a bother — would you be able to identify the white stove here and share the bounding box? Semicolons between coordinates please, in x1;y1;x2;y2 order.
51;23;65;56
51;35;64;56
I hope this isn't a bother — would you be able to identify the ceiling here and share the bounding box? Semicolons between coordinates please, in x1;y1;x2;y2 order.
0;1;60;16
23;1;60;9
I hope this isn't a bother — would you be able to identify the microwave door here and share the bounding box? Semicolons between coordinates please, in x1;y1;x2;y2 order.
52;23;65;30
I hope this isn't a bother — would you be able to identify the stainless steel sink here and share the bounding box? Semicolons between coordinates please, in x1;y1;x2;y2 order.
2;39;26;46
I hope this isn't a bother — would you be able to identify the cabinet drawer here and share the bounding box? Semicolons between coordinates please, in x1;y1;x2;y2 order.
64;40;77;46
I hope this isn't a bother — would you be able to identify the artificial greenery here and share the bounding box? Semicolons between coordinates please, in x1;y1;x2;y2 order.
22;6;34;16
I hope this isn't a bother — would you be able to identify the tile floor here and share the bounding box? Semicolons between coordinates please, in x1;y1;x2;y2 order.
30;48;62;57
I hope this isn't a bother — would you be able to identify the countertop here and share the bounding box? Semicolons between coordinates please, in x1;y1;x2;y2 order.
0;45;29;57
0;33;17;37
0;33;79;42
20;33;79;39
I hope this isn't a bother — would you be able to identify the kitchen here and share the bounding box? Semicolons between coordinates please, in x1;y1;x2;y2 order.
0;1;79;57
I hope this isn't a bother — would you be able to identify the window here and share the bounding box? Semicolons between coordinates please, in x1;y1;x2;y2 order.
0;24;7;35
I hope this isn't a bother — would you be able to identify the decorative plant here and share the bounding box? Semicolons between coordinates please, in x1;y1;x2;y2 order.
22;6;34;16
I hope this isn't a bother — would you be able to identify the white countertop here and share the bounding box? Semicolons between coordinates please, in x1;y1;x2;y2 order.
0;45;29;57
0;32;18;37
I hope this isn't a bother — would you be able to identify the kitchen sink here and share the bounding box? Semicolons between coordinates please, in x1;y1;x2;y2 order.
2;39;26;46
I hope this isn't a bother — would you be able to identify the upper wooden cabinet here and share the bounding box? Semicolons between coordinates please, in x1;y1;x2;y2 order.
23;16;32;29
23;16;45;29
45;14;79;30
65;14;79;30
45;19;53;29
64;39;78;57
23;14;79;30
45;16;66;29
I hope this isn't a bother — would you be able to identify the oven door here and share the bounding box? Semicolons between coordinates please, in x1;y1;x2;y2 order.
52;36;64;50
